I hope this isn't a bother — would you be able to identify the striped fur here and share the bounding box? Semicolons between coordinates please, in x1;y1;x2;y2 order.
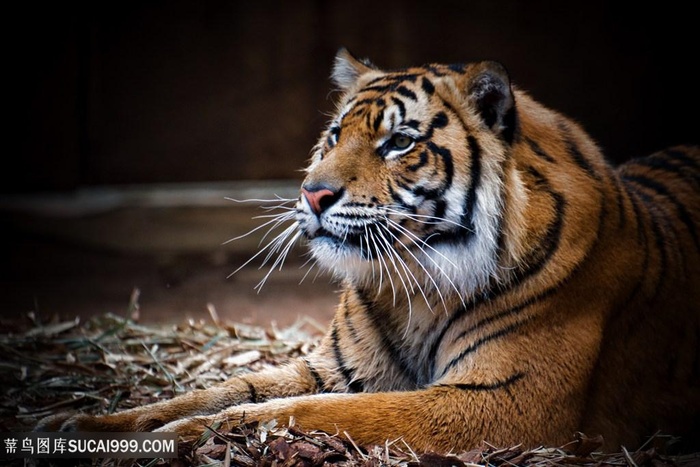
38;49;700;453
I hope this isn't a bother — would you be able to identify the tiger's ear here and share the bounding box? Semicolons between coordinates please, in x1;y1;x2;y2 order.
465;61;516;142
331;48;376;90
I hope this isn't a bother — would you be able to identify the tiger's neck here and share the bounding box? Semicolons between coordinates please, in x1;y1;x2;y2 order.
497;91;613;297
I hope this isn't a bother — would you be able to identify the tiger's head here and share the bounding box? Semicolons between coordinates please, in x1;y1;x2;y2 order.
295;49;526;302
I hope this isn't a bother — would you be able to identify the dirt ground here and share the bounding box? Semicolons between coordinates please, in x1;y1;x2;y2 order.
1;187;338;331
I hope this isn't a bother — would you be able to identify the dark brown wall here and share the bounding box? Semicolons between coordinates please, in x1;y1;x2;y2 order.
7;0;697;193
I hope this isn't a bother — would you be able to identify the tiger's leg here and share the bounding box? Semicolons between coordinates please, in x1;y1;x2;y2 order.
155;381;575;453
35;358;322;432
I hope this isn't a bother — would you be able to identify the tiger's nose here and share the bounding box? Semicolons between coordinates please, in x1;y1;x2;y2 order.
301;185;343;216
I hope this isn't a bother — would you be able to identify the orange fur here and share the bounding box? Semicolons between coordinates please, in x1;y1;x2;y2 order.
37;49;700;453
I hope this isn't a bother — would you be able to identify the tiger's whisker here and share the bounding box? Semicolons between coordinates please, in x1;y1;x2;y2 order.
372;226;416;324
225;196;297;204
377;222;447;313
223;211;296;244
364;224;382;290
299;257;319;285
385;218;466;309
259;223;298;268
385;218;460;271
256;212;298;248
384;207;472;232
367;227;397;306
227;221;299;279
255;230;302;292
373;225;428;334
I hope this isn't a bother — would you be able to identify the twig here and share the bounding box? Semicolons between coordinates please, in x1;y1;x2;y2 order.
344;431;368;460
622;446;639;467
141;341;183;392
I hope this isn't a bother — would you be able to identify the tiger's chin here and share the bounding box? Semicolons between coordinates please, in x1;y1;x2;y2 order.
307;234;487;304
307;236;377;283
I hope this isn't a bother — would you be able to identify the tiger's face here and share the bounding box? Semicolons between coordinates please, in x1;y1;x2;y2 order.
296;50;517;297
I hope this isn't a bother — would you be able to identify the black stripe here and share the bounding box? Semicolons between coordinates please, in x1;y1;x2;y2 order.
397;85;418;101
659;148;700;171
625;180;647;243
624;184;669;302
632;155;700;190
364;75;388;87
455;135;482;238
424;65;448;77
352;98;377;107
438;97;470;132
304;359;327;393
342;294;361;343
515;190;566;282
612;185;649;313
362;75;419;95
501;105;517;144
343;102;371;121
448;63;467;74
433;199;447;221
438;318;532;379
366;73;419;86
394;73;418;83
611;174;626;229
558;122;601;181
440;372;524;391
455;296;540;342
243;379;257;403
357;288;421;385
373;108;385;132
622;174;700;252
391;97;406;121
396;177;414;192
410;112;450;145
387;181;412;211
430;111;449;130
361;83;395;94
407;150;428;172
424;142;454;196
404;119;421;130
526;137;556;163
421;76;435;95
331;322;363;392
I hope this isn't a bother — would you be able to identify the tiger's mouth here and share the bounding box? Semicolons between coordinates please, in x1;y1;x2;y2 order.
305;227;362;246
305;225;373;254
303;221;408;262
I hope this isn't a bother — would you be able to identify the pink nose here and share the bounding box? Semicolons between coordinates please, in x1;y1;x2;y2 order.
302;187;339;216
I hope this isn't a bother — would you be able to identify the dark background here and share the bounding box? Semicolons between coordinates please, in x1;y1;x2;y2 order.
1;1;698;326
5;0;698;193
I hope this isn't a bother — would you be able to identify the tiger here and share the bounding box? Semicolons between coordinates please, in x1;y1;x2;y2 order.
37;48;700;454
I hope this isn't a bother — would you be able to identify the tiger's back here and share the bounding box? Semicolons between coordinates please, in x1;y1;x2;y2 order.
584;146;700;448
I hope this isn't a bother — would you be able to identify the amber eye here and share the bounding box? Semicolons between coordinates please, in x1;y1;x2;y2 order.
378;132;416;158
389;134;414;150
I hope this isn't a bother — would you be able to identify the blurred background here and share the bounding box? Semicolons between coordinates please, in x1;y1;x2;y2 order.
1;0;697;328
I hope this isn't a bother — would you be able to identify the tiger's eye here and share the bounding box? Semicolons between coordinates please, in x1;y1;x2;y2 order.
391;134;413;149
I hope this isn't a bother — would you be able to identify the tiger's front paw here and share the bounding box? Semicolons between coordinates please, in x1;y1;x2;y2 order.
34;412;76;432
36;411;166;433
35;413;117;432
